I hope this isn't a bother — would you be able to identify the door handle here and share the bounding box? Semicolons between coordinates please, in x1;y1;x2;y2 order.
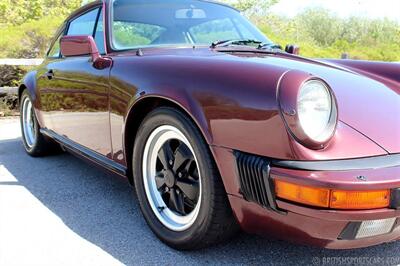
45;70;54;80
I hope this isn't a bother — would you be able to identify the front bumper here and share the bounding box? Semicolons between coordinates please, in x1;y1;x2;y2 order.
212;146;400;249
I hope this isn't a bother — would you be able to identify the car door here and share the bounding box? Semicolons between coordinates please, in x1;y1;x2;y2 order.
37;7;112;158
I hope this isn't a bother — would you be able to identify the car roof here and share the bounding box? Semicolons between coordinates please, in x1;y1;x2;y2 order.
65;0;103;22
112;0;237;11
65;0;237;23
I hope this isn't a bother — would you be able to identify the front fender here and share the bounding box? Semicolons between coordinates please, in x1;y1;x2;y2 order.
111;53;388;164
325;59;400;93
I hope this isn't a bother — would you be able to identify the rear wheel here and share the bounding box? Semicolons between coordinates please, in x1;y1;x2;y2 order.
133;107;238;250
20;90;59;156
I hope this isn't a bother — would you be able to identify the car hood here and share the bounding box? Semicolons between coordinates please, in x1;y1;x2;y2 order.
216;50;400;154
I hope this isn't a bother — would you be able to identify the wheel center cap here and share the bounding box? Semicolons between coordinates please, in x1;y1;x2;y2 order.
165;169;176;188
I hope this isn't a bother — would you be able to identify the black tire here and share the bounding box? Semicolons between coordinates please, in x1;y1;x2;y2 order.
20;90;60;157
132;107;239;250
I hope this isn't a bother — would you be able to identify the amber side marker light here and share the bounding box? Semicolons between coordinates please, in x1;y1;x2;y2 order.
274;180;331;207
274;180;390;210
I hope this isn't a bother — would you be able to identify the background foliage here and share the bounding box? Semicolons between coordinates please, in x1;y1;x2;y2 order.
261;9;400;61
0;0;82;58
0;0;399;61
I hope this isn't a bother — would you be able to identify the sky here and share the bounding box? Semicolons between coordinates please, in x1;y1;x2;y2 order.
269;0;400;21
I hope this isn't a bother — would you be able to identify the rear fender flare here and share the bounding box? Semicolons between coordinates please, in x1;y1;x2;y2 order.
19;71;38;102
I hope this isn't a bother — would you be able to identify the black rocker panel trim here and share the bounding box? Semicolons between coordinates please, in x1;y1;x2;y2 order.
40;128;127;176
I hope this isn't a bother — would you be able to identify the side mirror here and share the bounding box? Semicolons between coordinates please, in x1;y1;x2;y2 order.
285;44;300;55
60;35;111;69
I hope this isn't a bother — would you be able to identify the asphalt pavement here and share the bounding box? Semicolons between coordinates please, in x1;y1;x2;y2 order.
0;117;399;266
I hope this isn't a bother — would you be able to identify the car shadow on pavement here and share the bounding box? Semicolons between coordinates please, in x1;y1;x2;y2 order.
1;138;399;265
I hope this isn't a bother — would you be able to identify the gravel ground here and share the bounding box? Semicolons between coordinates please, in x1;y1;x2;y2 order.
0;117;399;266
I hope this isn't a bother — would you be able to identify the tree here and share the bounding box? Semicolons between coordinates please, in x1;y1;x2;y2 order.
231;0;278;12
296;8;342;46
0;0;82;26
221;0;279;17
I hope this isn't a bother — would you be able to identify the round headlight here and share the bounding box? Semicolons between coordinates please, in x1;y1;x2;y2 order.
278;72;338;149
297;80;337;143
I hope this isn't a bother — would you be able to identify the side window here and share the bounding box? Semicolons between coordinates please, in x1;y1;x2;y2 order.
189;19;240;44
67;8;99;36
94;9;105;54
48;33;63;58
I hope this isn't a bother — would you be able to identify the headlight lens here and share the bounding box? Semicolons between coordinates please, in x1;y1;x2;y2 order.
297;80;336;142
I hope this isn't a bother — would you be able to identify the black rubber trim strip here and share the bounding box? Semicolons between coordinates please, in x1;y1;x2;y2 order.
272;154;400;171
261;164;285;214
40;128;127;176
338;222;362;240
234;151;286;215
391;188;400;210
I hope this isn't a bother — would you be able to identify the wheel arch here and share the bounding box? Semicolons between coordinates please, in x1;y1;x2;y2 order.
18;71;38;102
18;84;27;101
123;95;213;185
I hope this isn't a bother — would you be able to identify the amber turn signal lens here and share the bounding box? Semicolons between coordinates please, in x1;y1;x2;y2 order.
274;180;330;207
330;190;390;210
274;180;391;210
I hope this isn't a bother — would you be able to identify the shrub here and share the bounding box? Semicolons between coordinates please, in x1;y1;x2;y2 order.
257;8;400;61
0;65;27;87
0;95;18;116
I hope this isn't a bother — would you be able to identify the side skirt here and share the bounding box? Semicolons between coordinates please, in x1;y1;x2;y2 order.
40;128;127;177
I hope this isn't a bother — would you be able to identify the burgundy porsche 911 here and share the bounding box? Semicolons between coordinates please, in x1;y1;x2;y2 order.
19;0;400;250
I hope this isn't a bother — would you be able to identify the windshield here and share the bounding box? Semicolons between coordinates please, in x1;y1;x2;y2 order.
111;0;273;50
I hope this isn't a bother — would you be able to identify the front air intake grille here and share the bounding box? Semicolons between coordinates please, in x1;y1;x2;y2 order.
235;151;277;210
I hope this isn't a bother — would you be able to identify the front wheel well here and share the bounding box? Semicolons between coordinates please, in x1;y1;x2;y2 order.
124;97;207;185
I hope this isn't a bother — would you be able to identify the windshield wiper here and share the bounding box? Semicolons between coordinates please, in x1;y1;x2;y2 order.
211;39;283;52
210;39;263;48
258;43;283;50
